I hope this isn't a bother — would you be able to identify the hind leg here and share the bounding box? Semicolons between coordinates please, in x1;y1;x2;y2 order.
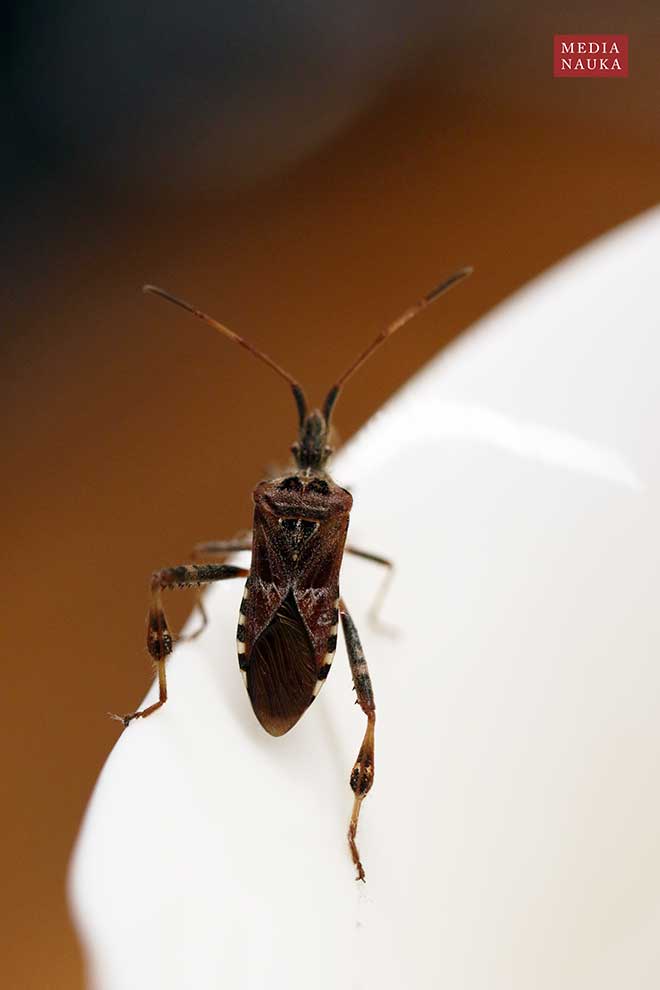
339;597;376;882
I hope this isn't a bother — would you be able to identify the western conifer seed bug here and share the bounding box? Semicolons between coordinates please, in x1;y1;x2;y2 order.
111;266;472;880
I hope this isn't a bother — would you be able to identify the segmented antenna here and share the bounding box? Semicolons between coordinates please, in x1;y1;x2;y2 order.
322;266;473;423
143;285;308;426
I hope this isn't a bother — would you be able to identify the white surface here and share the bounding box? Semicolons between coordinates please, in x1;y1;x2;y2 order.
70;206;660;989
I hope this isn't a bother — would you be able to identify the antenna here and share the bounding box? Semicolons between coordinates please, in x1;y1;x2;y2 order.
322;266;473;422
143;285;308;426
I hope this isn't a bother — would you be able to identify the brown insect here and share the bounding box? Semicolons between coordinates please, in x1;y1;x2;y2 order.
111;266;472;880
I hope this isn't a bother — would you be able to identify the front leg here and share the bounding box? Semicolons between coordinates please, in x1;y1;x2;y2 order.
340;597;376;882
110;562;248;727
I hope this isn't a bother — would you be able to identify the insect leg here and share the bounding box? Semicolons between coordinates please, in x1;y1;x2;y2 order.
346;546;395;634
339;597;376;882
110;563;249;727
180;535;253;641
191;534;253;559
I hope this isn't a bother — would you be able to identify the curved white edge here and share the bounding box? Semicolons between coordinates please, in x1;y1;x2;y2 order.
70;206;660;990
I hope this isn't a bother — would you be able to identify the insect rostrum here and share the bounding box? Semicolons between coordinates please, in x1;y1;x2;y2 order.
110;266;472;881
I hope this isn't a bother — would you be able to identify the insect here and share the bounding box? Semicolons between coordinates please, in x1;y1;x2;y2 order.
111;266;472;880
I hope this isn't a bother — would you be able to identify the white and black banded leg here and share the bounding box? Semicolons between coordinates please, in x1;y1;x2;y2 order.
179;535;253;642
346;546;395;634
110;562;249;727
340;596;376;882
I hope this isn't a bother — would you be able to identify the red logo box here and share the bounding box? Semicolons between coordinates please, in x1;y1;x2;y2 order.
553;35;628;77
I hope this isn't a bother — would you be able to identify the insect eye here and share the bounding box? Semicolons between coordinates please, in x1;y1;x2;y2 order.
307;479;330;495
279;476;303;492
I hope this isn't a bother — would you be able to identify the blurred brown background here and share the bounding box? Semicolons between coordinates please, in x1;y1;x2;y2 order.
2;2;659;986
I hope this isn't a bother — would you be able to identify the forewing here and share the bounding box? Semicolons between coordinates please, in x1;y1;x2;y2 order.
246;590;317;736
291;511;346;699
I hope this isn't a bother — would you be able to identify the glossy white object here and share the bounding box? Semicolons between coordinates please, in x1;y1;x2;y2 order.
70;206;660;989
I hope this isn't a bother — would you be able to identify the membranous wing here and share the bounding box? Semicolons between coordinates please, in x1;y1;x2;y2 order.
247;589;317;736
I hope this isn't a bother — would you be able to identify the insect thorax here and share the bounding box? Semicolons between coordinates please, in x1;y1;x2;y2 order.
251;472;352;575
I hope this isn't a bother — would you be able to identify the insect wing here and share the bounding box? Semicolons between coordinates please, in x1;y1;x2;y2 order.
239;503;346;735
244;587;317;736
